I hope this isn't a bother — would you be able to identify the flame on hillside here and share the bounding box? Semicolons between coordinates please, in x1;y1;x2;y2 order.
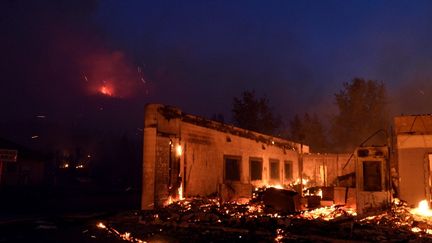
99;85;114;96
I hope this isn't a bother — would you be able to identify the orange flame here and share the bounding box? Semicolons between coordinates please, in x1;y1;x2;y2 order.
96;222;106;229
164;183;185;206
99;85;113;96
411;199;432;217
178;182;184;200
300;205;357;221
266;184;284;189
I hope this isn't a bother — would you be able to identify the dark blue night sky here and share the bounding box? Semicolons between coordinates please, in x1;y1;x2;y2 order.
2;0;432;146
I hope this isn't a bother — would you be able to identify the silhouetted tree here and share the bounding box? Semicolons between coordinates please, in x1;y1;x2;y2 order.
290;113;328;152
290;114;304;142
330;78;389;152
232;90;282;135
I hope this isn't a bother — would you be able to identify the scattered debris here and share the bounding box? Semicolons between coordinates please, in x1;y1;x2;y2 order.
94;189;432;242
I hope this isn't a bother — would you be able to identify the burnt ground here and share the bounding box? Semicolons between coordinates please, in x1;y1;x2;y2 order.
2;188;432;243
0;187;138;243
0;217;122;243
91;199;432;243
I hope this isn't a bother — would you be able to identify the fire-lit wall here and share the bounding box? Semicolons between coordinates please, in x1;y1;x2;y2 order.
142;104;307;210
395;115;432;207
302;153;353;187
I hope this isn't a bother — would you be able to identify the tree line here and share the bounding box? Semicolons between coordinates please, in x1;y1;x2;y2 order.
230;78;390;153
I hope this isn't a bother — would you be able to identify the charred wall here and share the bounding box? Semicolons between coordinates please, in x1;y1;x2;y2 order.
142;104;307;209
302;153;352;187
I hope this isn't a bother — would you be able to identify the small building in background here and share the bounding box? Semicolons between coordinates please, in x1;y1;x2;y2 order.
141;104;309;210
0;138;46;187
354;145;390;214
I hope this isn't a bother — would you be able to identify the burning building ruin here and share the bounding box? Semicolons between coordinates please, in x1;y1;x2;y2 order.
141;104;309;210
140;104;386;213
141;104;432;216
89;106;432;242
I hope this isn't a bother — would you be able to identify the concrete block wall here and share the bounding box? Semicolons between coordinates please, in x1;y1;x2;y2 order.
181;121;301;197
142;104;307;209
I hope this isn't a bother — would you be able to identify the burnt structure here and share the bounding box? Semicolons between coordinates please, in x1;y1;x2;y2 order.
394;115;432;206
302;153;352;187
355;146;390;214
0;138;46;187
141;104;308;210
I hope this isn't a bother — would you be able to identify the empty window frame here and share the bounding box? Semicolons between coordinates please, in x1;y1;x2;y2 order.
363;161;382;191
224;156;241;181
284;161;293;180
250;158;263;181
269;159;280;180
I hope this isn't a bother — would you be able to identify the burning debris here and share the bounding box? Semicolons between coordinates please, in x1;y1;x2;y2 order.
97;222;147;243
297;205;356;221
356;198;432;240
93;188;432;242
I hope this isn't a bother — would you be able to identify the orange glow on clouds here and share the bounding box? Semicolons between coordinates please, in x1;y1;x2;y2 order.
82;50;148;98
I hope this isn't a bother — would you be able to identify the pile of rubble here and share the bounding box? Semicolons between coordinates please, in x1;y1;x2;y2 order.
95;188;432;242
358;199;432;239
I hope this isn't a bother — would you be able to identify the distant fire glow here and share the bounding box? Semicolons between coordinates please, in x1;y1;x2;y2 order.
99;85;114;96
82;51;148;98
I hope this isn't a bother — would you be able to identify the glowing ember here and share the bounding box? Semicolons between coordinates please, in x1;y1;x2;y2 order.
247;204;263;213
304;188;322;198
300;206;357;221
178;183;184;200
266;184;284;189
176;144;183;157
101;196;432;241
275;228;284;242
165;196;174;206
122;232;131;241
412;227;422;233
164;185;186;206
96;222;106;229
293;178;309;186
96;222;147;243
411;199;432;217
99;85;113;96
317;189;323;198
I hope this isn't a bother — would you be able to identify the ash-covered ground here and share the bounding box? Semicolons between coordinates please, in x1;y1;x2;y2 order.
93;190;432;243
3;188;432;243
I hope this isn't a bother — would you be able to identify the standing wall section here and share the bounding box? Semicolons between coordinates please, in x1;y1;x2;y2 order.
142;104;306;209
302;153;352;187
395;115;432;206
